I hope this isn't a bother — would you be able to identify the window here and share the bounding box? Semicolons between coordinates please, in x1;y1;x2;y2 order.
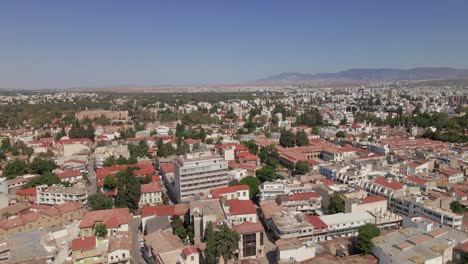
191;256;194;261
243;233;257;257
260;232;264;246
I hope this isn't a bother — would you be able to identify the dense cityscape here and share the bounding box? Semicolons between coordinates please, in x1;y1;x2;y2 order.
0;80;466;263
2;1;468;263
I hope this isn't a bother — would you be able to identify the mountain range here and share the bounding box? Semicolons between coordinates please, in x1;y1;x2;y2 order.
257;67;468;82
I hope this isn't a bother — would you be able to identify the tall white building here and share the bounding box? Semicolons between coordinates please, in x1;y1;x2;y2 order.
174;153;229;203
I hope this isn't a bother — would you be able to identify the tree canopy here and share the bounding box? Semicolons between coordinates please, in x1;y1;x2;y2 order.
356;224;380;255
255;165;281;182
115;168;141;212
328;192;345;214
295;161;310;175
89;192;114;211
236;177;261;200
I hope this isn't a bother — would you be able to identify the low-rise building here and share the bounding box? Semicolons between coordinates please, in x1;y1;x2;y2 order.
79;208;130;237
209;185;249;200
372;227;468;264
276;192;321;213
232;221;265;260
139;179;163;207
36;184;88;205
389;195;463;229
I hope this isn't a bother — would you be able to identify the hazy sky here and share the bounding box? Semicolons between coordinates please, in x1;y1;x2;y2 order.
1;0;468;89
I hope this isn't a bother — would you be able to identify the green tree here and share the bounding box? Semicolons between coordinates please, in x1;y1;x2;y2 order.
295;131;309;146
94;223;108;238
175;123;185;138
450;200;467;214
116;155;129;165
1;138;11;150
356;224;380;255
23;172;60;188
335;131;346;138
279;129;295;147
3;159;28;179
115;168;141;212
255;165;281;182
237;177;261;200
204;222;217;264
89;192;113;210
28;158;57;175
295;161;310;175
240;140;258;155
103;156;117;167
328;192;345;214
215;224;240;262
103;175;117;190
171;216;194;244
265;157;279;168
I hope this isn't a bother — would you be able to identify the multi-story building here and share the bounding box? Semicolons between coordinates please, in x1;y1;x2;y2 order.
270;211;374;242
139;180;163;207
36;184;88;205
174;153;229;203
259;181;288;201
372;226;468;264
75;110;129;121
209;185;250;200
0;203;84;239
276;192;322;213
389;195;463;229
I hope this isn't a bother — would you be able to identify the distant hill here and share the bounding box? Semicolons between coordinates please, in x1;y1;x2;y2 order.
258;67;468;82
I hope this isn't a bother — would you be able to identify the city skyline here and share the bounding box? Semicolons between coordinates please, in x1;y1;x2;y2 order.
1;0;468;89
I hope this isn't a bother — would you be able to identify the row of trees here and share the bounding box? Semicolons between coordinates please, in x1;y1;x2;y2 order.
279;129;309;147
0;138;34;160
3;157;57;179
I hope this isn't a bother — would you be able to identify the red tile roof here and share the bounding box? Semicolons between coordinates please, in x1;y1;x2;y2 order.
141;181;163;193
96;163;155;179
226;199;256;215
57;170;82;179
442;168;462;176
159;163;175;173
71;236;96;251
320;178;337;186
57;138;92;145
373;178;404;190
284;192;320;201
141;204;189;218
210;185;249;199
361;195;387;204
406;176;428;185
306;215;328;230
79;208;130;229
453;190;467;198
16;187;36;196
182;246;199;257
231;221;264;234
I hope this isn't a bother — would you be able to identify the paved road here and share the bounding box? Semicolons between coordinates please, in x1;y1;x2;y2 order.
130;216;146;264
87;145;97;195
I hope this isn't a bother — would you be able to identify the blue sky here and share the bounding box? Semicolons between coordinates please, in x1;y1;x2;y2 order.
1;0;468;89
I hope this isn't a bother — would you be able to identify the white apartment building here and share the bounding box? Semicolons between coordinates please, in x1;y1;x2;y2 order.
139;180;163;207
174;153;229;203
36;184;88;205
259;181;288;201
389;195;463;229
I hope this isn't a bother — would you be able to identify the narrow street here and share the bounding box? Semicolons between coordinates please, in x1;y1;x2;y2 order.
87;144;97;195
130;216;146;264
